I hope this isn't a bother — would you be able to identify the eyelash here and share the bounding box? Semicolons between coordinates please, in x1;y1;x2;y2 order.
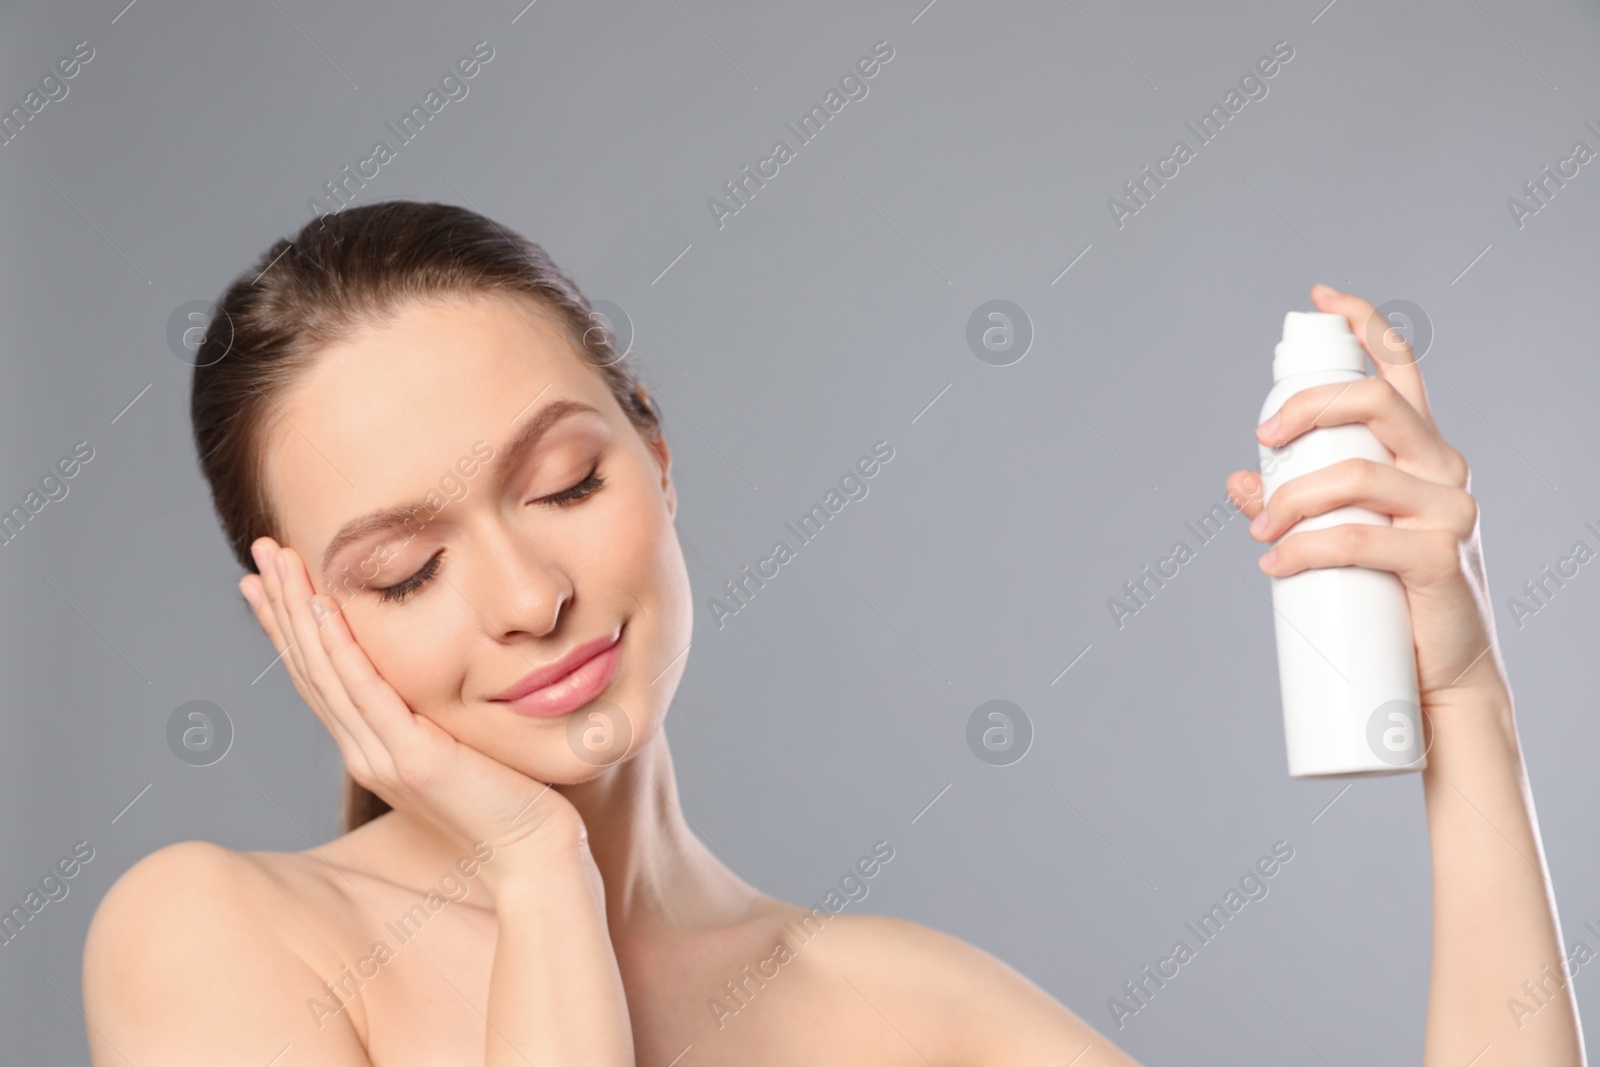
372;466;607;605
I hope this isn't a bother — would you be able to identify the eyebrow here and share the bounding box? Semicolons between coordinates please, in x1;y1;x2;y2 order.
319;398;604;578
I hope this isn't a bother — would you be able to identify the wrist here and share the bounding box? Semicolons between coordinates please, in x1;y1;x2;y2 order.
1422;681;1522;777
1430;644;1518;738
476;833;594;901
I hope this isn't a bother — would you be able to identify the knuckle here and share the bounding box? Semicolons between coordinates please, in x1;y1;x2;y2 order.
1369;374;1402;405
1452;489;1479;536
1342;456;1381;491
1336;523;1370;553
346;763;378;793
1424;529;1464;580
394;757;434;793
371;754;401;787
1349;374;1389;413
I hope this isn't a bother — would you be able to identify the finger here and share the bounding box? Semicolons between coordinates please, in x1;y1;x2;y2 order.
1225;469;1267;517
274;546;407;776
307;590;439;778
1250;457;1478;543
241;571;375;782
1257;374;1465;489
1261;523;1464;588
276;545;428;766
1310;284;1435;423
251;537;316;700
242;549;291;660
246;544;326;724
1226;470;1267;520
239;573;285;649
251;539;384;786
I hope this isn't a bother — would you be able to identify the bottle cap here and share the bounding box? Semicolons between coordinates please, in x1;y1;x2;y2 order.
1273;311;1366;380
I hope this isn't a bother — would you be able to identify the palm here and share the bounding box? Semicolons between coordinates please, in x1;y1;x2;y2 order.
397;708;578;851
1393;507;1502;708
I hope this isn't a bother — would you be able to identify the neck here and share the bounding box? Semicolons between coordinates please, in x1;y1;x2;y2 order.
357;727;758;940
559;727;756;935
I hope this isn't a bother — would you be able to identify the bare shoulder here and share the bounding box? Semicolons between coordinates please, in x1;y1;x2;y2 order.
83;839;370;1065
794;910;1144;1066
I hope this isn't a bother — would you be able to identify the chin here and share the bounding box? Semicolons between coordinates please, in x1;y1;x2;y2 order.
527;698;664;786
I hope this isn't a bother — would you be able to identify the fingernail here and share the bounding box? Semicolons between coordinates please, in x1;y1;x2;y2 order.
309;597;329;626
275;554;287;583
251;542;266;572
1257;412;1281;441
1250;510;1270;536
1260;548;1278;568
1314;283;1342;297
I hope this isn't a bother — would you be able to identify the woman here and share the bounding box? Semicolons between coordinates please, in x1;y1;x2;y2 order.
80;201;1583;1065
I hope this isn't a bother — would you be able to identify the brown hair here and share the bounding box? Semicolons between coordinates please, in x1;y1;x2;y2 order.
188;200;663;834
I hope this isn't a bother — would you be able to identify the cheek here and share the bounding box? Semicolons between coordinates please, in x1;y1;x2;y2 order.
621;482;695;655
574;460;694;689
598;471;681;603
350;605;469;718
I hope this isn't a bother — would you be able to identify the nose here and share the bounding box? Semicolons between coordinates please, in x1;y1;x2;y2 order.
465;522;573;642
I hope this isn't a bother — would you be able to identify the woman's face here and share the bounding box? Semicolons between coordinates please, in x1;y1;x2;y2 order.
260;293;693;784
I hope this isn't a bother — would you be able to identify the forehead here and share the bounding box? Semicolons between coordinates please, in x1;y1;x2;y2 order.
261;294;606;554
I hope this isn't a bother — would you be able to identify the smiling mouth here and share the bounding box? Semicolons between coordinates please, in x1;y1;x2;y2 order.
490;625;624;718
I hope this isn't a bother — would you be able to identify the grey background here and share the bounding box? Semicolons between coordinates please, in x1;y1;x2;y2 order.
3;0;1598;1062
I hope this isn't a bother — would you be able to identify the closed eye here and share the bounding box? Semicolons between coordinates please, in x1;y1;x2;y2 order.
537;466;605;507
372;465;606;605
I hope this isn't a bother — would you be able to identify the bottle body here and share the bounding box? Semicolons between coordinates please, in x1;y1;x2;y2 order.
1259;369;1424;777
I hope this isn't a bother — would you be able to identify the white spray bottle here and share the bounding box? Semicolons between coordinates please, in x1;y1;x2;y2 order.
1258;311;1425;777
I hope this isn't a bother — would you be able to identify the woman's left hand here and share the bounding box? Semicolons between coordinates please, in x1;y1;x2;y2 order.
1225;283;1508;724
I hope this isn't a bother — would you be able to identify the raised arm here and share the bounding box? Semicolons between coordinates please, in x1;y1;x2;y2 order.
845;286;1583;1067
1237;284;1584;1065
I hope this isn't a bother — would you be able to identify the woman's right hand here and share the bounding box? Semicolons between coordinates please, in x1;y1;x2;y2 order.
237;536;634;1066
239;536;591;900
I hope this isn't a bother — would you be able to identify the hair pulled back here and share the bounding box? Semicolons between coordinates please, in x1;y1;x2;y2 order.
188;200;661;833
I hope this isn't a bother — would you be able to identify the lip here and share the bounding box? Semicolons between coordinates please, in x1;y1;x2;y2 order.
490;626;623;718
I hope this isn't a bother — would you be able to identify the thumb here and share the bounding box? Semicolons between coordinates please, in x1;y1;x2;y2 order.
1227;470;1266;519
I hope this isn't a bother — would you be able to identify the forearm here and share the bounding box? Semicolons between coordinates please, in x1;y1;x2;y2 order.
1421;685;1584;1065
484;854;635;1066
